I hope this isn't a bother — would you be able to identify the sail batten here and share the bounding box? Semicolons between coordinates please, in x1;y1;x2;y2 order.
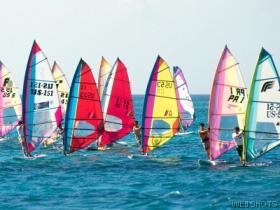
208;46;247;160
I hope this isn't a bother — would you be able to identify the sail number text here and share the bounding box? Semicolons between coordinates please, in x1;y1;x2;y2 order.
1;77;16;98
228;87;246;103
267;103;280;118
30;81;54;96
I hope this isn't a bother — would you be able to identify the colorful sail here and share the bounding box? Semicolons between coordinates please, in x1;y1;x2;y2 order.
98;57;111;98
99;58;134;146
22;41;62;154
52;61;70;117
0;62;22;137
64;59;103;153
208;46;247;160
173;66;195;130
243;48;280;161
142;56;179;153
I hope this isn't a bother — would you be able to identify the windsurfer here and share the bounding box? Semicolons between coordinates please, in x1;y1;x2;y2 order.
16;120;30;157
43;123;64;147
133;121;141;145
198;123;210;158
232;126;244;164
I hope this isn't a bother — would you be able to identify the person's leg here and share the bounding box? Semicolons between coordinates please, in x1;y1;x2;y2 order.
237;145;243;163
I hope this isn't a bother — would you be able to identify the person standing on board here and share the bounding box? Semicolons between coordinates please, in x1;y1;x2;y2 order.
232;126;244;164
43;122;64;147
16;120;29;157
198;123;210;159
133;121;141;145
132;120;148;156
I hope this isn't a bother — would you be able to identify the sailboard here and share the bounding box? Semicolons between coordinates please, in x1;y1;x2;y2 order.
98;56;111;98
208;46;247;161
173;66;195;133
99;58;134;146
141;56;179;154
243;48;280;162
22;41;62;155
0;61;22;138
63;59;103;154
52;61;70;117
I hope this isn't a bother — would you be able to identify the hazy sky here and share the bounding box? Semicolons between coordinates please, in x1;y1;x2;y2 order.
0;0;279;94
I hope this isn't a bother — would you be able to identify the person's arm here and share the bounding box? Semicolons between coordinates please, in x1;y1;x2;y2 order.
199;129;208;134
236;132;243;138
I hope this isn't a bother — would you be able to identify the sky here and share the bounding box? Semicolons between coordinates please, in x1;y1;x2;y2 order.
0;0;279;94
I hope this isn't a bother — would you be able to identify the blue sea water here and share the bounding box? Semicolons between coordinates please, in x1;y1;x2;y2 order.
0;95;279;210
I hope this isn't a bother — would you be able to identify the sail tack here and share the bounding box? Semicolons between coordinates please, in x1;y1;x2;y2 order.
52;61;70;117
173;66;195;130
142;56;179;153
99;58;134;146
64;59;103;153
98;57;111;98
243;48;280;161
209;46;247;160
22;41;62;154
0;62;22;137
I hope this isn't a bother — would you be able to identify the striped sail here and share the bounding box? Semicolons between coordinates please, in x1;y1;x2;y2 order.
64;59;103;153
209;46;247;160
173;66;195;130
0;62;22;137
99;58;134;146
98;57;111;98
52;61;69;117
142;56;179;153
243;48;280;161
22;41;62;154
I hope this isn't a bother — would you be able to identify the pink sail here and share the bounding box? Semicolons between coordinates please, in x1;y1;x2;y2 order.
208;46;247;160
0;62;22;137
99;58;134;146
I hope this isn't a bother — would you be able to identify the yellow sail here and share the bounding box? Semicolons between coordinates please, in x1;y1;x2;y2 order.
98;57;111;98
142;56;179;153
52;61;70;115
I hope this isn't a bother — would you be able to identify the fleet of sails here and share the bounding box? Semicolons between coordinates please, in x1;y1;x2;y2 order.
1;40;280;164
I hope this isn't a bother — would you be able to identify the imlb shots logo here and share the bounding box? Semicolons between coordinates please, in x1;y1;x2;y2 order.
261;81;274;92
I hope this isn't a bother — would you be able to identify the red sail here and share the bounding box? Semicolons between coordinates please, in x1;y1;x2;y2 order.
100;58;134;146
64;59;104;153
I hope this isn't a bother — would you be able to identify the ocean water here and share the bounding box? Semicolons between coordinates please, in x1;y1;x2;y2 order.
0;95;279;210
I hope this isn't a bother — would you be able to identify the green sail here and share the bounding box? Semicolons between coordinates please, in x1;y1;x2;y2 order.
243;48;280;161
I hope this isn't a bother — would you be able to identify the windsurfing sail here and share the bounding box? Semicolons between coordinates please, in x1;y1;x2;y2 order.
208;46;247;160
22;41;62;154
243;48;280;161
0;61;22;137
173;66;195;131
52;61;70;117
63;59;103;154
142;56;179;153
99;58;134;146
98;57;111;98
